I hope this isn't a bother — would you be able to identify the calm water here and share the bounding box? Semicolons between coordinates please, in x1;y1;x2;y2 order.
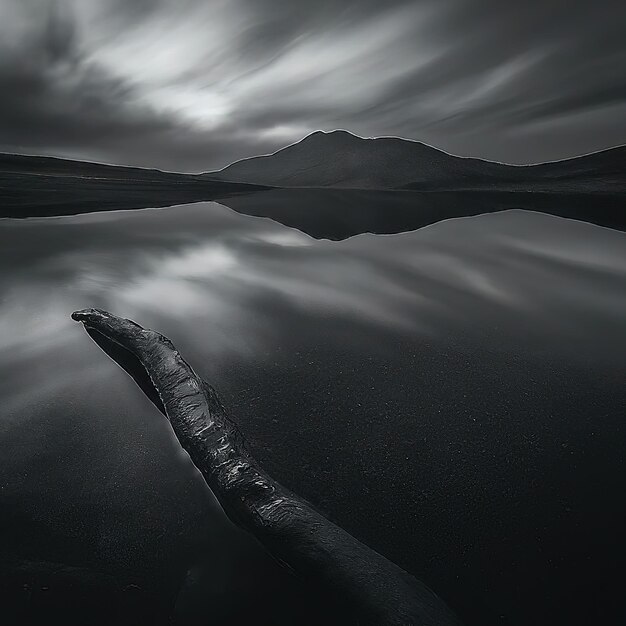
1;203;625;625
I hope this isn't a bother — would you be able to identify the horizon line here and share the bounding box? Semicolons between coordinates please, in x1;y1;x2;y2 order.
2;130;624;175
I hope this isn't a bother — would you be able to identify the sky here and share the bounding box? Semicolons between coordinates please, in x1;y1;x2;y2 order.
0;0;624;172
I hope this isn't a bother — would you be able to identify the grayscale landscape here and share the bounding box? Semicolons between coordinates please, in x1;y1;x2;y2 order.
1;1;624;625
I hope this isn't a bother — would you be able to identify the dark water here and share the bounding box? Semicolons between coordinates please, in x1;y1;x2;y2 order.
0;202;624;625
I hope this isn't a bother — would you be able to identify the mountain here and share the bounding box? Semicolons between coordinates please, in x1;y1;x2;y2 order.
209;130;626;192
0;153;268;218
3;134;623;220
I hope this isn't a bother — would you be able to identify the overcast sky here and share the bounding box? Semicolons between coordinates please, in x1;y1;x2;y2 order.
1;0;624;171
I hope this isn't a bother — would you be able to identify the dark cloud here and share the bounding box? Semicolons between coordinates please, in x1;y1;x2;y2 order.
0;0;623;170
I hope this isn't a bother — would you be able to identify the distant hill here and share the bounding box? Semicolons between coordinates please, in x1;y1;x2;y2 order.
209;130;626;193
0;152;191;181
3;135;623;220
0;153;268;218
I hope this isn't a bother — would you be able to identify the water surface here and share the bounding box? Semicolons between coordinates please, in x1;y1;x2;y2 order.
1;202;624;625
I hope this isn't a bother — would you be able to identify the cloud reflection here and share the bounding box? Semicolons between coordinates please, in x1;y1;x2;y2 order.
1;203;624;374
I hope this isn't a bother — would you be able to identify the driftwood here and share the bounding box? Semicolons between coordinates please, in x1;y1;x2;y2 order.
72;308;461;625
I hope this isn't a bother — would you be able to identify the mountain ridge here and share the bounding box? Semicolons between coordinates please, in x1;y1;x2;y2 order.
209;130;626;192
0;152;269;218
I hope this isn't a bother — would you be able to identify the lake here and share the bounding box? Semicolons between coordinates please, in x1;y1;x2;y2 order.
1;202;624;625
